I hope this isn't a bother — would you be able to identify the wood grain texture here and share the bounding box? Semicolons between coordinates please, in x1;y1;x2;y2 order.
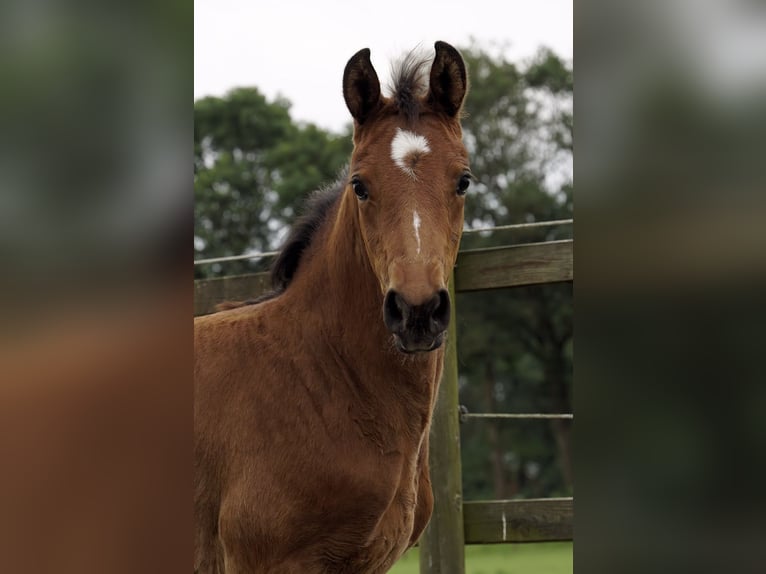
463;498;573;544
419;276;466;574
454;240;573;292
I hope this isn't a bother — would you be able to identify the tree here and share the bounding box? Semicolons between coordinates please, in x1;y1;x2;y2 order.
194;88;351;278
456;45;573;499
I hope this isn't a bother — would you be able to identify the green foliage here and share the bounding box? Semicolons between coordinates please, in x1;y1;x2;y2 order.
194;88;351;278
456;45;573;500
460;45;573;229
267;123;353;218
525;48;573;94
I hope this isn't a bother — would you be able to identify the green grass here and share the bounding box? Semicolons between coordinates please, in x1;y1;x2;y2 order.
389;542;573;574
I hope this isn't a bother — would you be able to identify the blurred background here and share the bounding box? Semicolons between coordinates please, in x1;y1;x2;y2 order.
576;2;766;573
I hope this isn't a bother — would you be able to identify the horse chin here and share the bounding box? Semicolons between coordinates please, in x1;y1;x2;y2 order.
393;331;445;354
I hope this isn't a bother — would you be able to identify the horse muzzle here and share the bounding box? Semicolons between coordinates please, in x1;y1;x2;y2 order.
383;288;450;353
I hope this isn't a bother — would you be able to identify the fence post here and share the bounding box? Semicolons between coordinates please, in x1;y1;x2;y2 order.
419;273;465;574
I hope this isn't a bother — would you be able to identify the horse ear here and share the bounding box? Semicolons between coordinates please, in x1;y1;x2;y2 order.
343;48;381;124
428;41;467;117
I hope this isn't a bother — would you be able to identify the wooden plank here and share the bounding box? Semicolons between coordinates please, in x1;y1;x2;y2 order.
454;240;573;292
463;498;573;544
193;240;574;315
419;276;465;574
193;272;271;316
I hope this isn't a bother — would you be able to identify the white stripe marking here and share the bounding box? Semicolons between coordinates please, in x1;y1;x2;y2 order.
390;128;430;179
502;511;507;541
413;211;422;255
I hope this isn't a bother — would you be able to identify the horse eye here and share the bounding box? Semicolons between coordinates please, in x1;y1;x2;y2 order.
351;177;369;200
456;174;471;195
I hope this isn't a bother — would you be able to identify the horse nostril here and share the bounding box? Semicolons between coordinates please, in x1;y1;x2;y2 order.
430;289;451;333
383;290;406;332
384;289;449;338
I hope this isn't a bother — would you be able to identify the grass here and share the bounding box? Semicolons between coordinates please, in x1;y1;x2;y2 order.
389;542;573;574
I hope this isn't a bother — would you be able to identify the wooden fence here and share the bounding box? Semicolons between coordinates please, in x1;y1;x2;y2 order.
194;237;574;573
419;239;573;573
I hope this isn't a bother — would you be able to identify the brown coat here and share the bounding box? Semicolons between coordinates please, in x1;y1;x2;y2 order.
195;41;468;573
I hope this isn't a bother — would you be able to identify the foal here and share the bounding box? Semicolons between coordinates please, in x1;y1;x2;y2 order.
195;41;470;573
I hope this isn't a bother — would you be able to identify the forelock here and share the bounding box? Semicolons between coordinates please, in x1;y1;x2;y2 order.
384;47;432;123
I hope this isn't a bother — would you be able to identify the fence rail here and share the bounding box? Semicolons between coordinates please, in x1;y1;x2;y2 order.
193;239;572;316
461;412;573;421
192;219;573;267
193;230;574;574
464;498;573;544
455;240;572;291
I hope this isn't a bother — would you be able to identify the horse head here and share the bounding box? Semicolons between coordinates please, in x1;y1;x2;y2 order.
342;42;470;353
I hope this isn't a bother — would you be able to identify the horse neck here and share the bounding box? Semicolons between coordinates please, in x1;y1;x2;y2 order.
284;189;442;390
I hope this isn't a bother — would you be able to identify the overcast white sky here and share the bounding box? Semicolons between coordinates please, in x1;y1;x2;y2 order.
195;0;572;132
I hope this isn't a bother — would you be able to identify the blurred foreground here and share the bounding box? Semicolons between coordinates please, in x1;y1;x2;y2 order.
576;1;766;573
0;1;192;572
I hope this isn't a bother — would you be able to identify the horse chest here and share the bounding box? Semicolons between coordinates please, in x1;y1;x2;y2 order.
318;445;423;573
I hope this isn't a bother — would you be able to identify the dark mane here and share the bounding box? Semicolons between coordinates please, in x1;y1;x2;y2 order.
271;170;345;291
388;48;432;123
213;170;345;313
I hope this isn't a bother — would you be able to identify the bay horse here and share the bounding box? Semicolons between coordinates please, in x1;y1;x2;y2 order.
195;41;470;573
